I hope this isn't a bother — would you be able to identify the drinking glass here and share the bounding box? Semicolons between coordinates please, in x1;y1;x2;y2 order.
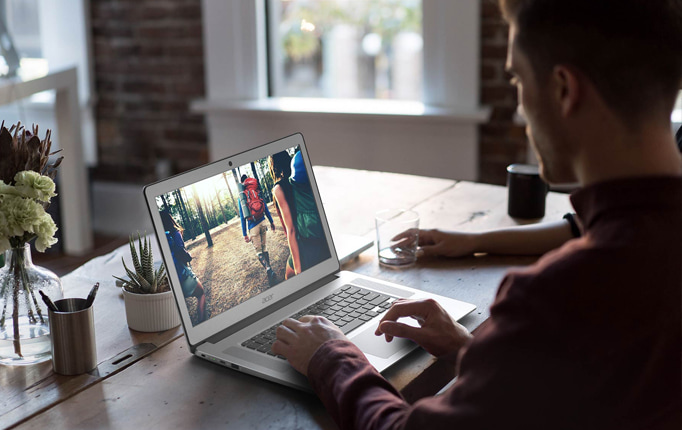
375;209;419;267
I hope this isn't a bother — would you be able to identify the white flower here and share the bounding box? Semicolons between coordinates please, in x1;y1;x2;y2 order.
0;172;58;252
0;180;21;197
13;171;57;203
34;216;58;252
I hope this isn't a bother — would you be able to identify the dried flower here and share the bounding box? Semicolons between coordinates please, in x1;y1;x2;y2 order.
0;121;63;184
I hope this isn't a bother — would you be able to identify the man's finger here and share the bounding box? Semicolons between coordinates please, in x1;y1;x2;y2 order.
378;320;421;341
271;339;290;357
376;300;428;334
282;317;303;331
390;228;419;242
391;229;413;241
299;315;332;326
275;324;296;344
416;244;441;257
417;230;438;246
392;235;418;249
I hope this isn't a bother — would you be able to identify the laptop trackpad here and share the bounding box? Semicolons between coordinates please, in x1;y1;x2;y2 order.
353;324;416;359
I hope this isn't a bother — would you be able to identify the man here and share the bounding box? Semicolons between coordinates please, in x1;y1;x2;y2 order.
238;174;277;285
273;0;682;428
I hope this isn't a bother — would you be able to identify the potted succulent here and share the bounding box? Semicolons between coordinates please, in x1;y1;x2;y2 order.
113;234;180;332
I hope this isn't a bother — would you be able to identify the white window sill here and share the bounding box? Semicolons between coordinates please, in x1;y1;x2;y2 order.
191;97;491;124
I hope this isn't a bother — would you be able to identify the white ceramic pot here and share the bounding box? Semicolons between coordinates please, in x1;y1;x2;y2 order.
122;289;181;332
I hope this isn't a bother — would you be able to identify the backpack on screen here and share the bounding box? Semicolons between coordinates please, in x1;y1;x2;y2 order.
243;177;265;221
290;179;324;239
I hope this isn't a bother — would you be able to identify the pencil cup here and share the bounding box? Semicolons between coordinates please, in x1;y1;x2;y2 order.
49;298;97;375
375;209;419;267
506;164;548;219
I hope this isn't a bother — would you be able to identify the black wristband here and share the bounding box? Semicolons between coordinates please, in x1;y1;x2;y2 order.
563;212;581;238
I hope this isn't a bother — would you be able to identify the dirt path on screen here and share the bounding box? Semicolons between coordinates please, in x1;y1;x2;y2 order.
182;204;290;326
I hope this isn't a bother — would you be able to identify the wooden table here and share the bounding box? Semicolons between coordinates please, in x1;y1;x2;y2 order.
1;167;573;429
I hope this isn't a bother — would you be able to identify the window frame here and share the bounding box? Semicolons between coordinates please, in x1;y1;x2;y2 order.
200;0;484;115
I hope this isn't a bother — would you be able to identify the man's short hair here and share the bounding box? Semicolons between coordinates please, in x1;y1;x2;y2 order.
241;174;248;183
499;0;682;123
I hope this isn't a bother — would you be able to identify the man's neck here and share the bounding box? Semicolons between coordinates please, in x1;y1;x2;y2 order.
575;123;682;186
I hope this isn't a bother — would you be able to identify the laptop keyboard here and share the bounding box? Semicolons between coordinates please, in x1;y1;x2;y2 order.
241;284;397;359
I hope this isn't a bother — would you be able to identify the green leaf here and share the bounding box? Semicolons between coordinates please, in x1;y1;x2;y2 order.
128;271;152;293
112;275;130;285
136;233;145;273
120;257;134;281
155;264;166;283
142;235;153;283
121;258;151;293
129;235;142;276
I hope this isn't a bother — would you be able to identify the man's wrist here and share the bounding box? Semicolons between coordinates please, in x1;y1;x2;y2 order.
466;232;482;254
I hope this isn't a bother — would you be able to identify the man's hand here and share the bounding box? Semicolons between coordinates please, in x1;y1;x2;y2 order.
375;298;471;358
272;316;347;376
414;229;477;258
244;236;250;243
270;223;276;232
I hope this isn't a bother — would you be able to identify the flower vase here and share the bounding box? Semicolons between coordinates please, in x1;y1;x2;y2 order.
0;244;63;365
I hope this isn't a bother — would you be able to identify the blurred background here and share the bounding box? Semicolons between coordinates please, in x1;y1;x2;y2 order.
0;0;677;270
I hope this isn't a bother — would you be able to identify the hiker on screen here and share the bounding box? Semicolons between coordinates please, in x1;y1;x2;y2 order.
238;174;277;286
160;209;207;323
288;150;330;270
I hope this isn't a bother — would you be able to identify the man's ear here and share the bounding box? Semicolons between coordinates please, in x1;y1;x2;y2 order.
552;65;581;117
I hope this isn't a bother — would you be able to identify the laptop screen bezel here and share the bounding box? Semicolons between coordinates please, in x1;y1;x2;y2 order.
143;133;340;348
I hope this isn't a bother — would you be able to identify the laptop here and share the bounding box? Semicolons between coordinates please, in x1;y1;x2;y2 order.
143;133;475;391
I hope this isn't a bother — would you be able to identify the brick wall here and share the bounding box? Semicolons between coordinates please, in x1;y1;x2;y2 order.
90;0;208;184
479;0;528;185
89;0;524;185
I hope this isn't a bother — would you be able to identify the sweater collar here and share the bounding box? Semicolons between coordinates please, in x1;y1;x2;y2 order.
570;176;682;231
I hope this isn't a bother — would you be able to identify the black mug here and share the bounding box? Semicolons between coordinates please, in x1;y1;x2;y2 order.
507;164;548;219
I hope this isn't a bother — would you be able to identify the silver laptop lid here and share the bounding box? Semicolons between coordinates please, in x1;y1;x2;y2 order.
143;133;339;348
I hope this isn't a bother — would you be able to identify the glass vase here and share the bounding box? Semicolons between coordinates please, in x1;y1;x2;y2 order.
0;243;63;365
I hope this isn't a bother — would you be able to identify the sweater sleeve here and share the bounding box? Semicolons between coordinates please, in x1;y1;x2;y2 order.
307;339;411;430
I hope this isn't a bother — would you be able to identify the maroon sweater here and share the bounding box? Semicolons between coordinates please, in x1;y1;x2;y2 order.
308;176;682;430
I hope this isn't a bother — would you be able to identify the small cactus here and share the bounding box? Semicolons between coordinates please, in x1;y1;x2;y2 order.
113;234;169;294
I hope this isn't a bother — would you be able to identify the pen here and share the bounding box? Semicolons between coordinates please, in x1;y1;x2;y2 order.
85;282;99;308
39;290;59;312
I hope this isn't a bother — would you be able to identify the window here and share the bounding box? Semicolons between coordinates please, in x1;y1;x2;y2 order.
0;0;47;78
1;0;41;57
268;0;423;100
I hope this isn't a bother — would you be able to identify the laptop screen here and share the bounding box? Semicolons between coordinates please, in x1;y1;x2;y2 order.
152;143;331;327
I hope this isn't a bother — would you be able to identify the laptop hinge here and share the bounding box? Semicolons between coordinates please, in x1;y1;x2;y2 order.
200;273;341;347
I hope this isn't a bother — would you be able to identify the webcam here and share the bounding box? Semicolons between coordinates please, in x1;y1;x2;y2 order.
229;161;233;166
